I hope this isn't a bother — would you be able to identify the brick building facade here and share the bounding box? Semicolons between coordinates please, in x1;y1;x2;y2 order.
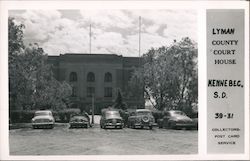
47;53;144;114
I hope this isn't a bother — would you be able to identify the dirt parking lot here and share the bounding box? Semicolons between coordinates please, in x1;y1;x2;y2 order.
9;123;197;155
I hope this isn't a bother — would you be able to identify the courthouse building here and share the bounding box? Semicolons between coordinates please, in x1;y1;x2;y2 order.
47;53;144;114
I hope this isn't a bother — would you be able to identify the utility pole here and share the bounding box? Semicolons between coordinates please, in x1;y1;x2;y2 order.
91;93;95;125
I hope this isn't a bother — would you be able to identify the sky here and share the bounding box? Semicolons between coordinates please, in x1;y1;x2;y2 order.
9;10;197;57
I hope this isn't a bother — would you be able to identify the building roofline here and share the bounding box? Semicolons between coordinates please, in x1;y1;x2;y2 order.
46;53;140;58
62;53;122;57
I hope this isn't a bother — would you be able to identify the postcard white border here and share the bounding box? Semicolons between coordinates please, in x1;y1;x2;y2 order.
0;1;249;160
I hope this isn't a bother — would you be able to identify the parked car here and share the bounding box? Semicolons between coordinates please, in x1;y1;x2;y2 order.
192;117;198;130
32;110;55;129
158;110;195;129
100;109;124;129
127;109;155;130
69;113;90;128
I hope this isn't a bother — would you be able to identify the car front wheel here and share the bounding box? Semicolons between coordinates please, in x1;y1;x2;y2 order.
168;121;176;129
49;125;54;129
132;123;136;129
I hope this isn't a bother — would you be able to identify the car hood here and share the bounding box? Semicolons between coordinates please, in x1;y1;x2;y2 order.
70;116;89;122
33;115;53;120
105;115;122;120
137;115;153;118
172;115;192;121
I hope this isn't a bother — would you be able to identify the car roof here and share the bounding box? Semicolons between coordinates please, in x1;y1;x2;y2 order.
35;110;52;113
71;115;87;118
105;110;119;113
167;110;186;115
102;108;119;113
136;109;151;112
168;110;182;113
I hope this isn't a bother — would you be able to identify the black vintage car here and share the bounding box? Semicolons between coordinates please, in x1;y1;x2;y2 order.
127;109;155;130
100;109;124;129
69;113;91;128
158;110;195;129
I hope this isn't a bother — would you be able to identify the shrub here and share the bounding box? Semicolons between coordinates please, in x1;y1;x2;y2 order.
9;111;21;123
57;108;80;123
21;110;35;123
151;111;163;123
10;110;36;123
10;108;81;123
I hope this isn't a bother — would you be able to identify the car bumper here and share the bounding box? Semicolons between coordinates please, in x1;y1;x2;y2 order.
32;122;54;126
70;122;88;127
134;122;155;127
175;123;195;127
104;123;123;127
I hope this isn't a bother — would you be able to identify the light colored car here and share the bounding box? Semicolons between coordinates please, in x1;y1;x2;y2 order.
158;110;195;129
32;110;55;129
100;109;124;129
127;109;155;130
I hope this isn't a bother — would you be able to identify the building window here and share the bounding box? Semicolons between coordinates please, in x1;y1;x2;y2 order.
87;72;95;82
104;87;112;97
104;72;112;82
87;87;95;97
72;86;77;97
69;72;77;82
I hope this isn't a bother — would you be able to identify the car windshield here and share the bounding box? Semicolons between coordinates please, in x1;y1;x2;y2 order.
172;111;186;116
105;111;120;117
71;116;87;121
35;111;51;116
137;111;151;116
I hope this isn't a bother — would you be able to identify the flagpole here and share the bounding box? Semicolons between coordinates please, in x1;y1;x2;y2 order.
139;16;141;66
139;16;141;58
89;24;92;54
89;23;94;125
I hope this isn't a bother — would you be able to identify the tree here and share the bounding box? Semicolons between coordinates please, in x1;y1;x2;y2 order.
114;89;127;110
9;17;26;110
8;18;25;55
129;37;198;114
127;67;144;99
9;18;72;112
